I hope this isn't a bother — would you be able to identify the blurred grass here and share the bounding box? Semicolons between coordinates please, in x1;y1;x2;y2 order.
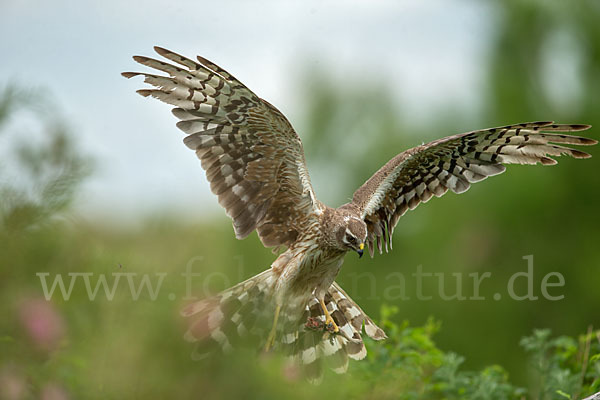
2;1;600;398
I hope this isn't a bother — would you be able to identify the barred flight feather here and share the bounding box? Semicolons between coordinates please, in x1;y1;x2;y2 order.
123;47;320;249
351;121;596;256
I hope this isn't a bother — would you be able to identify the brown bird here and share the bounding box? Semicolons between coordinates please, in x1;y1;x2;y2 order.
123;46;596;382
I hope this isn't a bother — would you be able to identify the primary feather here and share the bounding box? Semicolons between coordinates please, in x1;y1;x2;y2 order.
351;122;596;256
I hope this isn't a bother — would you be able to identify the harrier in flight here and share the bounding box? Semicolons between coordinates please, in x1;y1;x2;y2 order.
123;47;595;382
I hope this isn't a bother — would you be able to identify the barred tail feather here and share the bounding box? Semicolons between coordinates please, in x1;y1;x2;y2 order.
182;269;278;358
285;282;386;383
181;276;385;382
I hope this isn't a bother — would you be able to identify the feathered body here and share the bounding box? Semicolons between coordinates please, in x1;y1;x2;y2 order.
123;46;596;381
180;204;383;381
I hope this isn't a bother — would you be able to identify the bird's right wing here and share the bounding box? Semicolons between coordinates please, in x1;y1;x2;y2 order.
123;47;321;249
350;122;596;257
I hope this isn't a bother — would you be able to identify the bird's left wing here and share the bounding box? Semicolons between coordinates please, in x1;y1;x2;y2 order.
123;47;320;249
350;121;596;257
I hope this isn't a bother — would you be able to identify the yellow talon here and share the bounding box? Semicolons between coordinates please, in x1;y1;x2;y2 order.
264;304;281;352
320;299;339;333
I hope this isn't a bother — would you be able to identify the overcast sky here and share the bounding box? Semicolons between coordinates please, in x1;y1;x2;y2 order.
1;0;495;224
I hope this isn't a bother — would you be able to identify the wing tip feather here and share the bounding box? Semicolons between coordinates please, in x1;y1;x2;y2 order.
567;123;592;131
570;149;592;159
196;54;211;66
136;89;153;97
121;71;138;79
132;55;150;64
540;156;558;165
153;45;170;56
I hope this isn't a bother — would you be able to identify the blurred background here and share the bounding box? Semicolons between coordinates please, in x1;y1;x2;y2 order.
1;0;599;398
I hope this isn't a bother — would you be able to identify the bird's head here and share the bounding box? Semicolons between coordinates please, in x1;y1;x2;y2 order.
337;216;367;257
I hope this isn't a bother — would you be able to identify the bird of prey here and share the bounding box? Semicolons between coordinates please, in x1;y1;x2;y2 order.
123;47;596;382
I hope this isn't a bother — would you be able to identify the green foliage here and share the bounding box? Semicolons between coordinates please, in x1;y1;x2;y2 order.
359;306;524;400
355;306;445;399
0;85;91;233
354;307;598;400
520;328;600;400
2;1;600;398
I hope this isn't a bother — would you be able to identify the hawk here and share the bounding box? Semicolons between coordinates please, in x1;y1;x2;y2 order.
123;47;596;382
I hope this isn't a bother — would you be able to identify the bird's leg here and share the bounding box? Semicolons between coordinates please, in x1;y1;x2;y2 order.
264;304;281;352
319;298;339;333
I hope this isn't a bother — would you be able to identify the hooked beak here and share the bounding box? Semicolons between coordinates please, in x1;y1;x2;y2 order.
357;243;364;258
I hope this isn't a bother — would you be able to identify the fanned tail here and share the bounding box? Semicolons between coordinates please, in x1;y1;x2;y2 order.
283;282;386;383
181;269;278;358
181;275;386;382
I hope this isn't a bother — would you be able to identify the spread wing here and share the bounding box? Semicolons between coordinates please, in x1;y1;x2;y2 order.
123;47;320;249
350;121;596;257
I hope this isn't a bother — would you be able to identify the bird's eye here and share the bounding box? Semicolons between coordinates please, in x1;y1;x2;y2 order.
346;235;356;244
